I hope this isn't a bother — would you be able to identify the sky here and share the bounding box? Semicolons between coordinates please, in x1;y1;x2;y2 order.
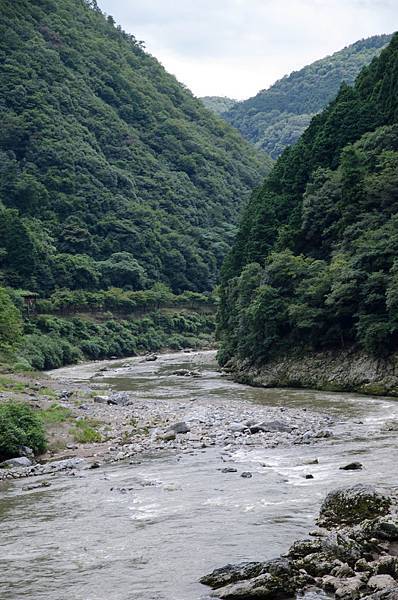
97;0;396;100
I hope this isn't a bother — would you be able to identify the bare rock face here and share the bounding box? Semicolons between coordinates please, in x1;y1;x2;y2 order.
317;485;392;527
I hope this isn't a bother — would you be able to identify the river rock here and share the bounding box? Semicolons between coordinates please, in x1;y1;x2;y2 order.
229;422;247;433
160;430;176;441
288;538;323;559
207;558;310;599
94;395;110;404
18;445;34;458
0;456;32;468
334;574;368;598
109;392;131;406
144;354;158;362
368;576;398;593
340;462;363;471
362;589;398;599
170;422;190;434
200;562;265;589
367;518;398;542
317;485;392;528
249;420;292;434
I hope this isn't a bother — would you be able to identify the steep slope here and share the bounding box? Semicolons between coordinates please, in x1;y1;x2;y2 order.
218;33;398;392
0;0;271;296
200;96;237;115
222;35;392;158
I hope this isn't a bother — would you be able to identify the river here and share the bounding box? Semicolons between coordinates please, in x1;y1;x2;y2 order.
1;351;397;600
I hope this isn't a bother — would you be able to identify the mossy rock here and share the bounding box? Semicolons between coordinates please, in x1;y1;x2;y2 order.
317;485;392;528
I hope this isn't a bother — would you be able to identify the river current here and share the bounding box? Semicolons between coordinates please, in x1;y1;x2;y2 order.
1;351;397;599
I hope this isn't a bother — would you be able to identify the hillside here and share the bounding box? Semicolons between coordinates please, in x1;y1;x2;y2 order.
200;96;237;115
218;32;398;389
0;0;270;297
222;35;392;158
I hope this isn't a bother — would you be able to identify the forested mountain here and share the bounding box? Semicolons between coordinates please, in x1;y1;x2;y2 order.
222;35;392;158
218;33;398;367
201;96;237;115
0;0;270;296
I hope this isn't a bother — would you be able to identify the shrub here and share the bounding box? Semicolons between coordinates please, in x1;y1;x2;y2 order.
0;401;47;460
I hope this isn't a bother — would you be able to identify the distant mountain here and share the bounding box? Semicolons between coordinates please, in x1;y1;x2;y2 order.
200;96;238;115
0;0;271;296
222;34;392;158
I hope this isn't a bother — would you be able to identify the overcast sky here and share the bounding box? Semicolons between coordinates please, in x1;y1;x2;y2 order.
97;1;396;100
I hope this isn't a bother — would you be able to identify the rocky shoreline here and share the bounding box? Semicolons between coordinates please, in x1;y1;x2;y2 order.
226;349;398;397
201;484;398;599
0;353;333;480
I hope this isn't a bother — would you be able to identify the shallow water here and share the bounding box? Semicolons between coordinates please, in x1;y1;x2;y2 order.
1;351;398;600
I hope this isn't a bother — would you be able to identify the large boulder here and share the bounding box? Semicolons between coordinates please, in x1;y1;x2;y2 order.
202;558;310;598
249;420;292;434
317;485;392;528
0;456;32;468
200;561;264;589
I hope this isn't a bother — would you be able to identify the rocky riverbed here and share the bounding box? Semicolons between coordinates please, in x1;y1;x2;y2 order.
0;351;333;480
1;351;398;600
202;484;398;599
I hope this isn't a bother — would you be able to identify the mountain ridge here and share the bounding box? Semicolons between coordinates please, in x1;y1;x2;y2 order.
221;34;392;158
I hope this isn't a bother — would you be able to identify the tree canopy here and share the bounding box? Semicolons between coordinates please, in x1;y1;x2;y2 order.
218;33;398;366
0;0;271;296
221;35;392;158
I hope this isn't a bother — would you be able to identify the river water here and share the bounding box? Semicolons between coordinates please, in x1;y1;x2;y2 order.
1;351;397;600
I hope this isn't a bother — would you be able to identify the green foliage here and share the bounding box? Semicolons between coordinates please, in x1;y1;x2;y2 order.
0;287;23;352
223;35;391;158
40;403;73;424
71;418;102;443
218;34;398;364
20;310;215;369
0;0;270;295
200;96;238;115
0;401;47;460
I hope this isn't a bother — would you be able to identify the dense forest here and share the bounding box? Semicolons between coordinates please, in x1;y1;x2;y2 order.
218;33;398;366
221;35;392;158
0;0;273;368
0;0;270;296
201;96;237;115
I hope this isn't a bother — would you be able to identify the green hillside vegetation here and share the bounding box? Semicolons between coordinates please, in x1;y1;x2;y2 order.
0;0;270;297
0;285;215;370
0;0;273;368
200;96;238;115
223;35;392;158
218;33;398;366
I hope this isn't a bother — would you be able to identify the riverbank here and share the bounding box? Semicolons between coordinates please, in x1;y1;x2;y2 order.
1;350;398;599
226;349;398;397
202;484;398;599
0;351;332;480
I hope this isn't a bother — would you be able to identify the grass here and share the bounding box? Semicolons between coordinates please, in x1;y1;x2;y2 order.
71;418;102;443
40;403;73;424
0;376;28;393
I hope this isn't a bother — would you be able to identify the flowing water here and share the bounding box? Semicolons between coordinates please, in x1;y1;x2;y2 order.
1;351;397;600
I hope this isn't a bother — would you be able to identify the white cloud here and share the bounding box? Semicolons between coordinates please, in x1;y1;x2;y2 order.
97;0;397;99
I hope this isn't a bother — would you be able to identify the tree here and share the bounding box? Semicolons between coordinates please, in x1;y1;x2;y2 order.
0;287;23;352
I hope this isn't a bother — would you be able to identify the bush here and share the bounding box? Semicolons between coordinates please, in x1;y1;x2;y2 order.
0;401;47;460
